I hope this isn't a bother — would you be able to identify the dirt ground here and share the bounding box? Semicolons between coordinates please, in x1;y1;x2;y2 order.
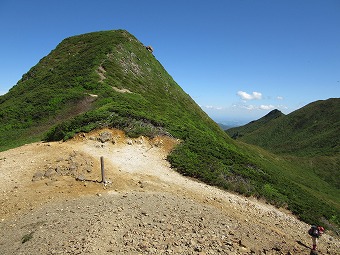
0;128;339;254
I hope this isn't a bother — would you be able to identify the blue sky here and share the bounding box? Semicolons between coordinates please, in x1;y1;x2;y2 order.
0;0;339;124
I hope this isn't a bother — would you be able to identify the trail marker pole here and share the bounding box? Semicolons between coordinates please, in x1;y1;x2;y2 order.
100;156;106;184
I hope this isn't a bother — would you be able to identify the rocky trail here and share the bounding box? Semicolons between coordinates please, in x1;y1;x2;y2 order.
0;129;339;254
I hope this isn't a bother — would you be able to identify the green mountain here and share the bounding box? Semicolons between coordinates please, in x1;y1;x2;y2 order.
226;99;340;157
228;109;285;139
0;30;339;229
226;99;340;186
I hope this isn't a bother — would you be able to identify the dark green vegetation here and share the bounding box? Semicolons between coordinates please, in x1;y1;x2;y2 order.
227;99;340;231
0;30;339;230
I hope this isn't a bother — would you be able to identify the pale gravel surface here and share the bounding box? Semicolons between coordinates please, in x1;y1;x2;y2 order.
0;129;339;255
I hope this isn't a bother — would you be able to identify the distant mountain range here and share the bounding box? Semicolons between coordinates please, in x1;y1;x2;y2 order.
226;99;340;157
217;123;235;130
0;30;338;229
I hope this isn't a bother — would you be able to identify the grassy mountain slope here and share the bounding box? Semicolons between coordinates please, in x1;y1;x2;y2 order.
226;99;340;157
0;30;339;228
228;109;284;138
226;99;340;190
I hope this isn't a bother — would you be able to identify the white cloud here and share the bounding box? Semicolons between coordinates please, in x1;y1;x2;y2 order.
277;96;284;100
242;104;256;110
259;104;275;110
205;105;223;110
240;104;275;111
237;91;262;100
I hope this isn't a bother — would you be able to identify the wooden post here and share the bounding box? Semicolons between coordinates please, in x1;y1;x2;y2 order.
100;156;106;183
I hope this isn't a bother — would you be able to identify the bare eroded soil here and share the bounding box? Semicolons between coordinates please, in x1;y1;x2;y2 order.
0;129;339;254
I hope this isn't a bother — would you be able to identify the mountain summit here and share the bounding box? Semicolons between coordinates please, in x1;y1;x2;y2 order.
1;30;215;145
229;109;284;139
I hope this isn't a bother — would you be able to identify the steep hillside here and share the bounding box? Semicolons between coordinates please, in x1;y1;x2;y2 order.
0;30;339;228
1;29;211;148
226;98;340;157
